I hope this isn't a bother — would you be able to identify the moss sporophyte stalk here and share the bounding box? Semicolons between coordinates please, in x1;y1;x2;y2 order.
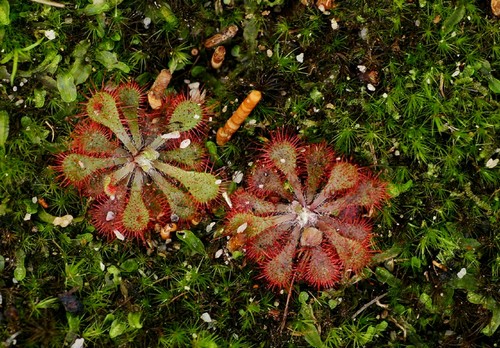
224;131;388;289
55;82;221;240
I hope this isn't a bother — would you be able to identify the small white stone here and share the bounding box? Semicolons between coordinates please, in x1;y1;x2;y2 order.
280;158;286;163
258;184;264;189
100;262;106;271
32;196;38;204
357;65;367;73
486;158;498;168
143;17;151;29
106;211;115;221
451;70;460;77
113;229;125;241
296;53;304;63
24;213;31;221
232;171;244;184
331;18;339;30
53;215;73;227
44;30;56;40
179;139;191;149
206;222;216;233
161;131;181;139
71;338;84;348
359;27;368;41
193;114;200;119
200;312;212;323
215;249;223;258
367;83;376;91
266;49;273;57
237;222;248;233
222;192;232;208
188;82;200;89
215;179;222;185
457;268;467;279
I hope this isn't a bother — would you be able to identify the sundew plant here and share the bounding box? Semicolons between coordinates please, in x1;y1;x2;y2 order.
0;0;499;347
55;81;221;240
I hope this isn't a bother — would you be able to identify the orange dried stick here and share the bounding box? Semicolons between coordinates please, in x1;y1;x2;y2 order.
216;90;262;146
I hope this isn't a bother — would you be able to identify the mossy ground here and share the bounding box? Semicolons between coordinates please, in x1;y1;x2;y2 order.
0;0;499;346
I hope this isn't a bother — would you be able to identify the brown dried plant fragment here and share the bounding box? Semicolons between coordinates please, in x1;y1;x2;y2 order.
148;69;172;110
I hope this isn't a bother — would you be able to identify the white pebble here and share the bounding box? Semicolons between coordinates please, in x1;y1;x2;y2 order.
215;249;223;258
457;268;467;279
331;19;339;30
237;222;248;233
222;192;232;208
357;65;367;73
71;338;85;348
232;171;244;183
161;131;181;139
106;211;115;221
486;158;498;168
296;53;304;63
113;230;125;241
359;27;368;41
201;312;212;323
206;222;216;233
179;139;191;149
44;30;56;40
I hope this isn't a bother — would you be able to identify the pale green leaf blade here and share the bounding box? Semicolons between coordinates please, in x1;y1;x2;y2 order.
57;71;77;102
0;110;9;147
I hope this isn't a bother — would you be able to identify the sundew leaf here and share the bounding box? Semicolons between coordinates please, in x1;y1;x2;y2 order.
57;71;77;102
441;5;465;36
153;162;220;203
168;99;204;132
0;110;9;147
